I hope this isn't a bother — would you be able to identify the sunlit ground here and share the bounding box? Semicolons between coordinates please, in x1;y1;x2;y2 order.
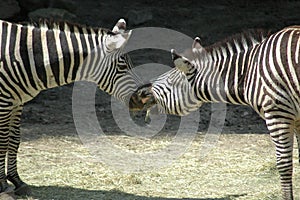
16;133;300;200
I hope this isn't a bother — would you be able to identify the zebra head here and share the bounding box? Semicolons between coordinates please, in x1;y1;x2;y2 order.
93;19;141;105
129;38;204;115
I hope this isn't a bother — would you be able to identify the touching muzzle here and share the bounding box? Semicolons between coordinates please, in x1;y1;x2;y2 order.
129;83;156;111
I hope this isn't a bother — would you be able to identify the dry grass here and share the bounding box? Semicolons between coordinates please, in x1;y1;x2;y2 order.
15;133;300;200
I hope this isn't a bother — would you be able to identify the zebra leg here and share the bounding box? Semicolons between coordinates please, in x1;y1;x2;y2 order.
6;105;30;195
0;110;13;193
265;115;294;200
295;121;300;164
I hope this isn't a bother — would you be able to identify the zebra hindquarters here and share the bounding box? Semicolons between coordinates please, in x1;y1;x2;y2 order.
264;108;295;200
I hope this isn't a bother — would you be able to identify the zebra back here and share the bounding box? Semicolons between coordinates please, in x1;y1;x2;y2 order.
0;19;136;105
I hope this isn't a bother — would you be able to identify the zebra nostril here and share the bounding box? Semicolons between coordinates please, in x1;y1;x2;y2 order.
140;90;149;98
139;86;153;98
129;93;145;111
129;84;155;111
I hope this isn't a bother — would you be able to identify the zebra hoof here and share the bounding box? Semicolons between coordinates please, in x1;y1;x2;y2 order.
14;183;31;196
0;192;16;200
0;187;16;200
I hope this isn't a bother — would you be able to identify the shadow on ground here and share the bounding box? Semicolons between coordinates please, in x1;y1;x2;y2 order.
21;185;246;200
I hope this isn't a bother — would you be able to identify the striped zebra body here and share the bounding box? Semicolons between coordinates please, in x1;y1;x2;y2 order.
130;27;300;200
0;19;138;194
245;27;300;200
245;27;300;118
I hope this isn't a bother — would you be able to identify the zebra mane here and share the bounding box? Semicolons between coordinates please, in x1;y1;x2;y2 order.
204;29;271;54
22;18;112;34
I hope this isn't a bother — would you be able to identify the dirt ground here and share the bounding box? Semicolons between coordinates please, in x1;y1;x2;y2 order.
15;134;300;200
7;1;300;199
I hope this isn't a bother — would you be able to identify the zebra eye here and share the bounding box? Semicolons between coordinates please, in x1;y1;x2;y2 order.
118;63;128;70
183;60;192;66
117;56;129;70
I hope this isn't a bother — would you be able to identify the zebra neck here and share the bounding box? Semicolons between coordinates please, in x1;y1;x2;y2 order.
194;48;256;106
191;29;268;106
37;23;104;88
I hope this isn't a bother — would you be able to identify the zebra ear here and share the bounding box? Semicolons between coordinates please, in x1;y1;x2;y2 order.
171;49;182;61
112;18;127;33
171;49;194;74
192;37;202;48
106;30;132;50
192;37;206;53
106;18;132;50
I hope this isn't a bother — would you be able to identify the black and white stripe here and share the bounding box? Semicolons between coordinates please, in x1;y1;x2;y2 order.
0;19;139;194
139;27;300;200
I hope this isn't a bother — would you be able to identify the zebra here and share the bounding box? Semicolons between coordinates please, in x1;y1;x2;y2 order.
0;18;140;195
129;27;300;199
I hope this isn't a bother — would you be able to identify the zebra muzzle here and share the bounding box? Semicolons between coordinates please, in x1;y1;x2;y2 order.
129;83;156;111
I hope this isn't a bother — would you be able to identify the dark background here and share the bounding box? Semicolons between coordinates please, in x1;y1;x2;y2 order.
2;0;300;139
